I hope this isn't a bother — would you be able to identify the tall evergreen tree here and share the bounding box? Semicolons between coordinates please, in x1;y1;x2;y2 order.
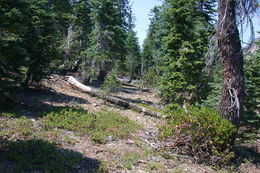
142;5;168;77
0;0;60;85
159;0;213;105
23;0;59;85
0;0;27;83
123;5;140;81
244;38;260;124
125;30;140;82
85;0;127;82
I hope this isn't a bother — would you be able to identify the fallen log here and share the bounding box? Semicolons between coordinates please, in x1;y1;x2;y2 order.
66;76;161;118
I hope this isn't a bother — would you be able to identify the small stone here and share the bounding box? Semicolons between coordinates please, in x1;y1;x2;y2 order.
138;160;147;163
151;156;160;162
126;139;135;144
105;136;115;142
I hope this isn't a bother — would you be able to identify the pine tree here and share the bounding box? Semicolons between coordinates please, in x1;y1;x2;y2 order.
125;30;140;82
23;0;59;85
85;0;127;82
142;5;167;76
123;5;140;81
0;0;27;83
217;0;244;127
244;38;260;124
159;0;213;105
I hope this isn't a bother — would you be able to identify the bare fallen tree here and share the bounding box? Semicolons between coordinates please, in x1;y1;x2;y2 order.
66;76;161;118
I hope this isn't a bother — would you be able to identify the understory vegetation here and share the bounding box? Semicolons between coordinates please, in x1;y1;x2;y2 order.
42;107;141;143
0;0;259;172
160;106;237;165
0;107;141;172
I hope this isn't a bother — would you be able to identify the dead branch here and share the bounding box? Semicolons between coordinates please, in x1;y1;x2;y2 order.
66;76;162;118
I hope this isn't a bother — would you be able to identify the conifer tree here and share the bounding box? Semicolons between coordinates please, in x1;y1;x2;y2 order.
244;38;260;123
23;0;59;85
159;0;213;105
0;0;27;82
125;30;140;82
0;0;60;85
124;5;140;81
142;5;167;77
86;0;127;82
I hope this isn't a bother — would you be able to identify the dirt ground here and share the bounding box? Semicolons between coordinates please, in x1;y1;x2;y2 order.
1;75;259;173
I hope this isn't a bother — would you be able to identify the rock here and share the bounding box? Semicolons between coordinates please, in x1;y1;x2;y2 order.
105;136;115;142
30;118;36;122
151;156;160;162
138;160;147;164
126;139;135;145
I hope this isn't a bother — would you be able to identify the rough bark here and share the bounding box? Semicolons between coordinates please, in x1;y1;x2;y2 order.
217;0;244;127
67;76;161;118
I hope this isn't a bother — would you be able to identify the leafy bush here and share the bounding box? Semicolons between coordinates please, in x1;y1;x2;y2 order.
160;106;237;164
41;107;141;143
101;71;121;95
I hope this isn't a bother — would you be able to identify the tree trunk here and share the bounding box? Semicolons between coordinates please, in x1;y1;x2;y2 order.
62;26;74;66
97;70;107;83
66;76;161;118
217;0;244;127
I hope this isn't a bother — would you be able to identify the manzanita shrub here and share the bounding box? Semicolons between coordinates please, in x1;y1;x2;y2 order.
160;105;237;165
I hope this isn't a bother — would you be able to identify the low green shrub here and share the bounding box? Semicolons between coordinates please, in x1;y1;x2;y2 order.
1;111;21;118
141;68;158;88
101;71;121;95
4;139;82;172
41;107;141;143
122;152;141;170
160;106;237;164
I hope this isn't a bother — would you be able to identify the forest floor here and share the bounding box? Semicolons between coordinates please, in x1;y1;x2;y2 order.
0;75;259;173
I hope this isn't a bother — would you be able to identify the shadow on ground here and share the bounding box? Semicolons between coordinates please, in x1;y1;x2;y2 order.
234;116;260;168
0;137;103;173
1;88;90;118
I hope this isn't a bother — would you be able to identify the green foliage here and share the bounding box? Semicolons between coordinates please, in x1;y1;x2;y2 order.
23;0;59;84
244;40;260;125
101;71;121;94
160;106;237;164
0;116;34;138
4;139;82;172
201;38;260;126
159;0;213;104
41;107;141;143
85;0;129;81
142;5;167;75
141;68;158;88
1;111;21;118
0;0;60;86
125;29;141;79
122;152;141;170
200;62;222;110
0;0;27;83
